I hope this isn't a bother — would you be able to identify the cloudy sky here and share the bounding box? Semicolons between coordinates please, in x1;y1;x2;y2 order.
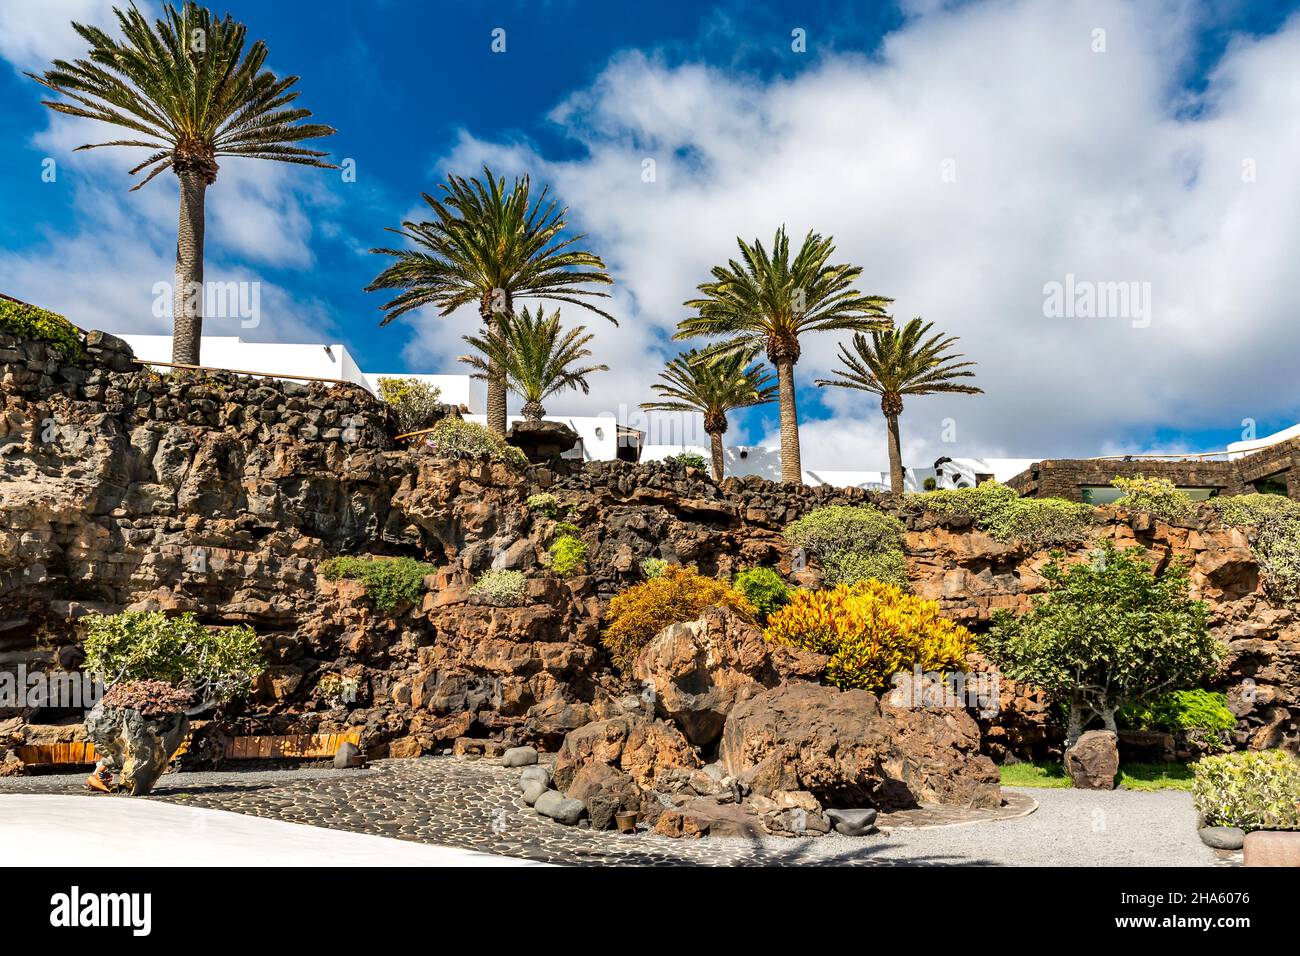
2;0;1298;469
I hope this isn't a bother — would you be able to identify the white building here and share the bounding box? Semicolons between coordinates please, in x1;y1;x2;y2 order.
111;331;1036;489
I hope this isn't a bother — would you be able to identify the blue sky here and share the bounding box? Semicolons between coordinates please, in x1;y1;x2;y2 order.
2;0;1300;468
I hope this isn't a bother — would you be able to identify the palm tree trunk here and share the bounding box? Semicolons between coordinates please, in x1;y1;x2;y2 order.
481;293;509;435
776;359;802;483
886;412;904;493
171;169;207;366
709;430;725;481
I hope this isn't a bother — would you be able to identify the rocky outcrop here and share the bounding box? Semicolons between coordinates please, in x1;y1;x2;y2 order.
551;714;701;793
719;682;1002;810
2;326;1298;772
632;605;826;747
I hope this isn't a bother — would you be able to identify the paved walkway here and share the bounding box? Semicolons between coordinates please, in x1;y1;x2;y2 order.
0;794;545;866
0;757;1226;866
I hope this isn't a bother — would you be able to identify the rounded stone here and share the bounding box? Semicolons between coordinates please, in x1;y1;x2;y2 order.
534;789;585;825
1199;826;1246;850
502;746;540;768
825;808;879;836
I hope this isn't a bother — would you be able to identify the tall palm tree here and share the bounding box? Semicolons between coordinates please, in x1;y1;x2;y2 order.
816;318;982;494
458;305;607;421
29;1;336;365
641;348;777;481
366;167;614;435
678;228;891;483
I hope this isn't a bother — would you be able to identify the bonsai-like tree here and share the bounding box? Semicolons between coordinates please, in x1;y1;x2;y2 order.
29;2;336;366
83;610;265;713
458;305;607;421
677;228;891;483
641;347;777;481
816;318;982;494
980;542;1226;746
366;167;614;435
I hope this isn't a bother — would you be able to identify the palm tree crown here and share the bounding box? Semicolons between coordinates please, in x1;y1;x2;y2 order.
817;317;982;493
676;227;891;482
642;347;777;480
28;1;336;366
28;2;336;189
366;166;613;434
459;306;608;420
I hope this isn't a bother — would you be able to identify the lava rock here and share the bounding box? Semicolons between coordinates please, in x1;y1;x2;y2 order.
825;808;879;836
534;789;586;825
333;742;364;769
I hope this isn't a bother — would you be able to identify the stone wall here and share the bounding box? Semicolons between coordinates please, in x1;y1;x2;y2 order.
2;330;1297;770
1007;442;1300;502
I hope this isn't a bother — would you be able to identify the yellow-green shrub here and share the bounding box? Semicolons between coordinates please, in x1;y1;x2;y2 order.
1192;750;1300;831
764;580;973;693
602;565;755;673
1111;475;1194;521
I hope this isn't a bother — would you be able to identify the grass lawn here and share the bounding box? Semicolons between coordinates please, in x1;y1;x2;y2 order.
999;760;1195;791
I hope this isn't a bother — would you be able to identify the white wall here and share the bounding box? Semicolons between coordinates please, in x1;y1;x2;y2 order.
119;334;369;389
364;373;480;412
1227;423;1300;460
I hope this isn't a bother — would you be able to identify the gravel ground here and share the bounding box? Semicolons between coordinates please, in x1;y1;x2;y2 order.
0;760;1229;867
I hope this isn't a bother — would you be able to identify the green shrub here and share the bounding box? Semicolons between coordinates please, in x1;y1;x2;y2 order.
423;418;527;467
377;377;443;434
922;476;937;491
981;541;1224;744
1209;493;1300;528
666;451;707;470
1111;475;1194;521
319;555;436;611
733;567;791;622
0;299;82;355
1255;513;1300;599
603;566;755;673
552;521;581;539
1193;750;1300;832
526;492;563;519
548;535;587;576
470;568;527;604
909;481;1094;548
784;505;907;588
1119;689;1237;750
83;611;264;707
640;557;669;579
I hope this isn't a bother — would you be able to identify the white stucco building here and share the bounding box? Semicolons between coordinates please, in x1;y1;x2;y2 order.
109;332;1051;489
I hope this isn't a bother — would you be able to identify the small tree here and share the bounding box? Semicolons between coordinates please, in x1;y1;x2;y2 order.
378;377;443;434
980;542;1225;745
83;611;265;714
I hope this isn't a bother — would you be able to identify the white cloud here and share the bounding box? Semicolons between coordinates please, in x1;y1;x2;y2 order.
400;0;1300;468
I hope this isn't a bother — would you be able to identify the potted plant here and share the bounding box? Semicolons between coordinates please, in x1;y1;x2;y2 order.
1192;749;1300;860
81;611;265;795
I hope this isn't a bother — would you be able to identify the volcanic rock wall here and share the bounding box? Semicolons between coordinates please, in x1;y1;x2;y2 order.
1;330;1296;766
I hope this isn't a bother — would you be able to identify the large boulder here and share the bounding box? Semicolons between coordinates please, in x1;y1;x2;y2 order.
84;703;189;796
565;763;641;830
552;715;701;793
633;605;828;747
1064;730;1119;790
718;682;1001;810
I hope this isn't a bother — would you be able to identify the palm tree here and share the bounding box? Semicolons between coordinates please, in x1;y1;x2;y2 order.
458;305;607;421
816;318;982;494
366;167;614;435
678;228;891;483
641;348;777;481
28;2;336;365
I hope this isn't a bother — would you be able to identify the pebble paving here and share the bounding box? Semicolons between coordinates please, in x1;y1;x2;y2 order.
0;757;1228;867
